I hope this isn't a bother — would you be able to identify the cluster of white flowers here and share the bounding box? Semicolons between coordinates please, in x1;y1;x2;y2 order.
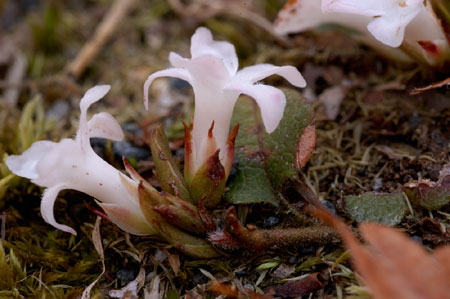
6;28;305;235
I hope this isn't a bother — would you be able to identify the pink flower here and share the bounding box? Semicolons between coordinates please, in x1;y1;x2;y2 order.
6;86;156;236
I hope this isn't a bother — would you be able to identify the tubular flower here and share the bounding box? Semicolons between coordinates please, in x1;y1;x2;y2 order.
6;86;156;236
144;27;306;191
322;0;450;65
275;0;450;65
274;0;412;62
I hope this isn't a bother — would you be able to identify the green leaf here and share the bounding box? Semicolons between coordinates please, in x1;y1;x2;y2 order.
225;88;313;205
265;90;313;189
225;158;278;206
344;192;407;226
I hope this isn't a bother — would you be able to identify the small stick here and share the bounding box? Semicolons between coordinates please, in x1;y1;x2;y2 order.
213;207;340;251
67;0;137;78
1;212;6;246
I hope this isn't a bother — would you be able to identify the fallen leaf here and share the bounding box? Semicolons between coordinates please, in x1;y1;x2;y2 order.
109;280;138;298
209;281;273;299
81;217;105;299
295;123;316;170
308;206;450;299
273;272;326;298
162;249;180;276
271;263;296;279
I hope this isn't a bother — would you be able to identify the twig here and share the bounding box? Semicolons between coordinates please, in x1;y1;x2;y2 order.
410;76;450;95
1;212;6;246
211;207;340;251
67;0;137;78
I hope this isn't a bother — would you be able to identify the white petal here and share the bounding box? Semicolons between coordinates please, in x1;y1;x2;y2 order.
235;64;306;87
97;201;156;235
190;27;238;76
367;17;406;47
78;85;111;150
6;140;56;181
184;55;230;86
322;0;386;16
33;139;79;187
41;184;77;235
143;68;193;110
87;112;124;141
322;0;424;47
226;83;286;133
169;52;190;68
274;0;332;34
79;85;111;113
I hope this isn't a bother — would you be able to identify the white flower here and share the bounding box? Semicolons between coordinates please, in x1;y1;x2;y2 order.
6;86;156;236
322;0;423;47
273;0;412;62
144;27;306;181
275;0;450;65
322;0;449;64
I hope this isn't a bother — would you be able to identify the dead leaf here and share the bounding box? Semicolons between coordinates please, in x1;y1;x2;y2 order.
272;272;326;298
209;281;273;299
271;263;296;279
411;77;450;95
308;206;450;299
295;123;316;170
109;280;138;298
161;249;180;276
82;217;105;299
144;275;160;299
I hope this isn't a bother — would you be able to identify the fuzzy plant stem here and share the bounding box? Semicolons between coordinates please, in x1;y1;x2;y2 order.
218;207;340;251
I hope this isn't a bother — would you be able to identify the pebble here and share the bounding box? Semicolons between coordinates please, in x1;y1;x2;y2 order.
116;268;137;285
244;284;255;291
90;138;106;158
235;269;247;277
321;200;337;214
112;141;150;161
192;272;209;286
299;246;315;255
373;178;383;191
288;256;297;264
264;216;280;228
170;78;191;92
121;123;142;136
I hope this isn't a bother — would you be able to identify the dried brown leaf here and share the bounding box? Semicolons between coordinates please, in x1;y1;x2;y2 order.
295;123;316;171
273;272;326;298
308;206;450;299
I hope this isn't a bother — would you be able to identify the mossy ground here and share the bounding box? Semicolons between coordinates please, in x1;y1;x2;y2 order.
0;0;449;298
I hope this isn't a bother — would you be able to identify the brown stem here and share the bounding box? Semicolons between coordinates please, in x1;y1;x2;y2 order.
217;207;340;251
